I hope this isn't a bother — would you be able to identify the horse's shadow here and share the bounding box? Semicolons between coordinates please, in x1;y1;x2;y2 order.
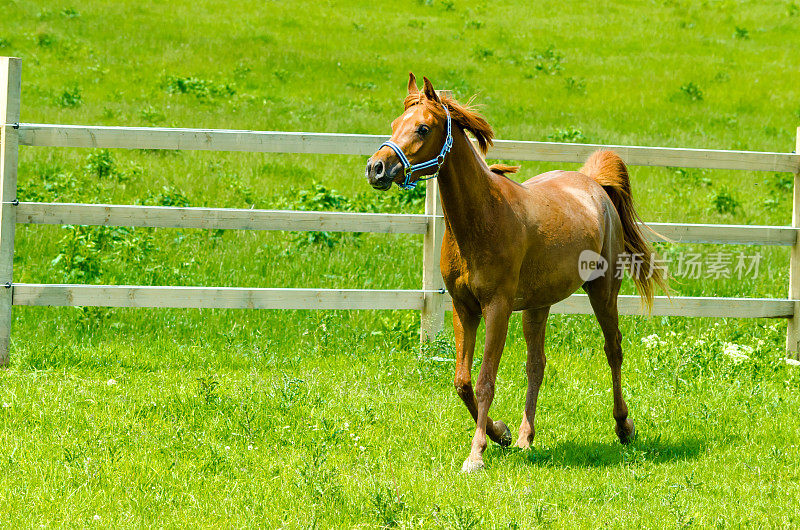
486;435;704;468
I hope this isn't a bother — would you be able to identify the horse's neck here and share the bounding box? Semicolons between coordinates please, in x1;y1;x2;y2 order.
437;129;500;243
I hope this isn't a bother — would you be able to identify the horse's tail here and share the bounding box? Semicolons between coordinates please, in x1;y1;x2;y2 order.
579;150;667;311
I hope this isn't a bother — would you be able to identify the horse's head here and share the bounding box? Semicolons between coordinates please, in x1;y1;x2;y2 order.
366;73;451;190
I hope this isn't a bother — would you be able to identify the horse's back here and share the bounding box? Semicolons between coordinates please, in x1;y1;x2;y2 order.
518;169;614;229
522;169;604;193
520;170;571;187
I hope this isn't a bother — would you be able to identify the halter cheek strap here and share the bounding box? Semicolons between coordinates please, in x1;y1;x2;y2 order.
379;103;453;190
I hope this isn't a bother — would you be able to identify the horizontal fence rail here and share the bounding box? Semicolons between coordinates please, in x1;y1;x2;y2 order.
12;285;427;310
14;202;430;234
550;294;794;319
15;124;800;173
646;222;798;246
11;284;794;319
15;202;798;246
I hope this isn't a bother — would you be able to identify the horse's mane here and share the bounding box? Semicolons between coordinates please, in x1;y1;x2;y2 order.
403;92;495;155
488;163;520;175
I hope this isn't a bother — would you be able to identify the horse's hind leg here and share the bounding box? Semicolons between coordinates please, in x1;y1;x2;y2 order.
515;307;549;449
585;279;636;444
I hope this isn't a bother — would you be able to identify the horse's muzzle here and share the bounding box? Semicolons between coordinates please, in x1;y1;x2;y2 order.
365;157;399;190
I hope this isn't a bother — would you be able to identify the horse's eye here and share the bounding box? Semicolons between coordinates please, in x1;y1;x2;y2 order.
418;124;431;136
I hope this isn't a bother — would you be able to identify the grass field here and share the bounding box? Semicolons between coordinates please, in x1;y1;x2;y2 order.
2;0;800;527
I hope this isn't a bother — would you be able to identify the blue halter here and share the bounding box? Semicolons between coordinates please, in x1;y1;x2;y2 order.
379;103;453;190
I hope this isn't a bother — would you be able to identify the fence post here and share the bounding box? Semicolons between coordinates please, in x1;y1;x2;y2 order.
788;127;800;359
421;177;445;342
0;57;20;367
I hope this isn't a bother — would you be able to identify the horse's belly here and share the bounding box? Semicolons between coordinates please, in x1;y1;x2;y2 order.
512;242;599;310
512;276;584;311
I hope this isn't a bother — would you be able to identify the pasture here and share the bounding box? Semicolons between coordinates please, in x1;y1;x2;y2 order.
2;0;800;527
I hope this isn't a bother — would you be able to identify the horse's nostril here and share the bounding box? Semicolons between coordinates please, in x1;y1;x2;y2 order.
374;160;384;177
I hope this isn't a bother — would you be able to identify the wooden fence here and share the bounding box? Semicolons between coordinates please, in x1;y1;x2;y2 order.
2;56;800;366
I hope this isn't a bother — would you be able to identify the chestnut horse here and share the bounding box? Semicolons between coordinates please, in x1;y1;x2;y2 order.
366;74;665;472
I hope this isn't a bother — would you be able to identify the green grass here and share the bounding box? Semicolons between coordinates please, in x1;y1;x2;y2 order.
2;0;800;526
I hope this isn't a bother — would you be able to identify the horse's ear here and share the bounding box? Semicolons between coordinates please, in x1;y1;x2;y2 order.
422;77;440;102
407;72;418;94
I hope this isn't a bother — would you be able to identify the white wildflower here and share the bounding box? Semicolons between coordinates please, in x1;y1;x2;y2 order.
93;515;101;522
723;343;752;363
641;334;664;348
247;444;253;451
106;379;117;386
2;402;10;408
786;358;800;367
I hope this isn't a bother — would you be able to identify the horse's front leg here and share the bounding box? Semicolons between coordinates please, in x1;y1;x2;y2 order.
462;298;512;473
452;301;512;449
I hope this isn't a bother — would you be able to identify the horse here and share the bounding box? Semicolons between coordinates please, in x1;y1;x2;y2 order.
365;74;666;472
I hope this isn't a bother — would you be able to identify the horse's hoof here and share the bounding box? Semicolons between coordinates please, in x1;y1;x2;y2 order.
514;439;531;450
461;457;485;473
616;418;636;444
494;420;513;447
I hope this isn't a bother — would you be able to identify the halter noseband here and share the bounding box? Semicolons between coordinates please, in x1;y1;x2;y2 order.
379;103;453;190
